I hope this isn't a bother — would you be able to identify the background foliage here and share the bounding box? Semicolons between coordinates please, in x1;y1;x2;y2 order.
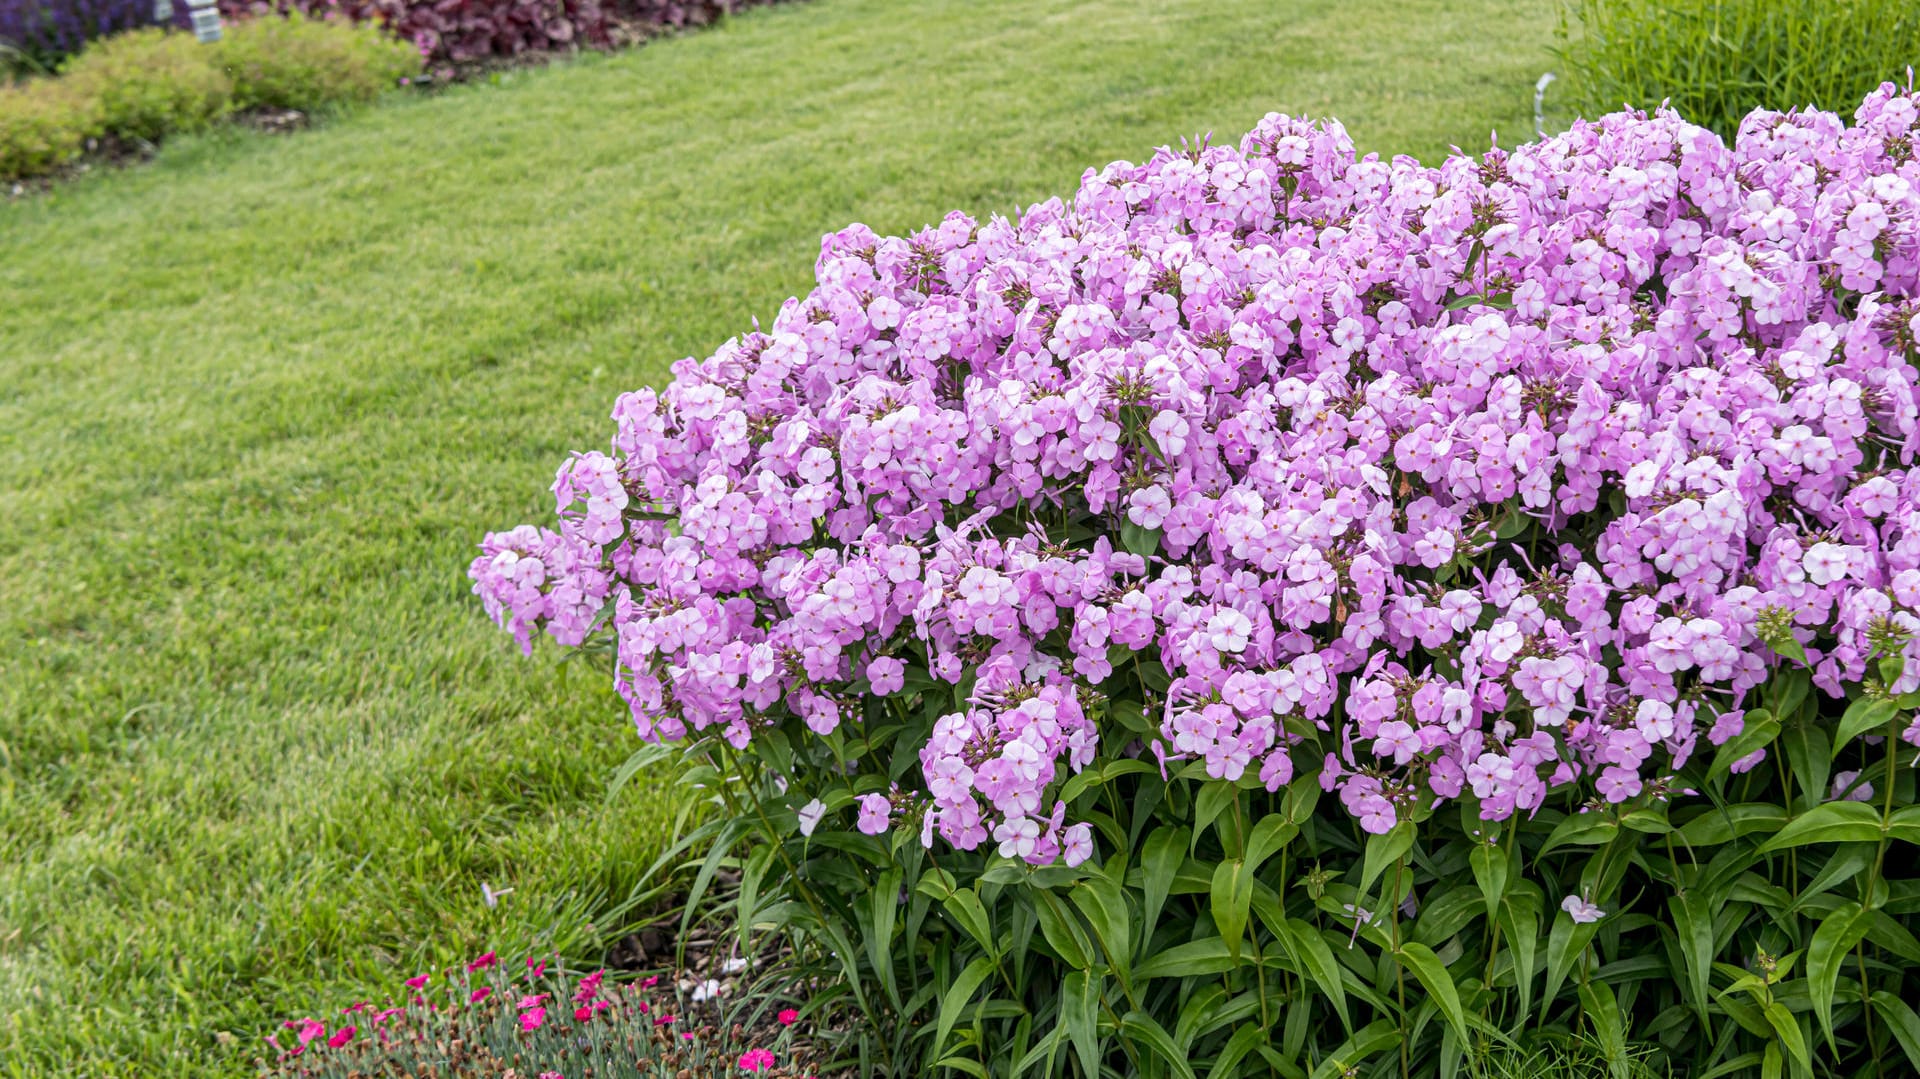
671;661;1920;1078
0;0;161;70
0;17;418;180
1555;0;1920;140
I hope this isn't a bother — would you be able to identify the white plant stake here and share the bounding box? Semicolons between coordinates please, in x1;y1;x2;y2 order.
1534;71;1556;139
186;0;221;42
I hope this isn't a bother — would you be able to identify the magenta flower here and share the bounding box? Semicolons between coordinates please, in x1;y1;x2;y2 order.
404;973;429;990
326;1026;355;1049
739;1048;777;1072
467;951;498;972
777;1008;799;1025
520;1007;547;1032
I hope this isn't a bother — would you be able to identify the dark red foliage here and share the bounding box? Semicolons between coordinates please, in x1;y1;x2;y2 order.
210;0;779;65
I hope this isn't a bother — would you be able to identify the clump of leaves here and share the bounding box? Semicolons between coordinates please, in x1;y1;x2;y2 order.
1555;0;1920;140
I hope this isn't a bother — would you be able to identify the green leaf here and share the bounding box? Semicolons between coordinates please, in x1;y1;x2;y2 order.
1780;722;1830;813
869;868;902;1007
1278;917;1351;1034
1764;627;1809;666
1675;803;1788;847
1764;1000;1811;1074
1758;801;1885;852
933;956;996;1061
1140;825;1186;950
1709;710;1781;781
1307;1020;1400;1079
1538;811;1618;856
1119;1011;1197;1079
918;866;958;901
1789;844;1874;911
1244;814;1297;873
1543;908;1601;1020
1889;805;1920;845
1135;937;1237;981
1034;891;1094;970
943;890;997;955
1469;843;1508;919
1358;821;1416;899
1670;889;1716;1024
1060;970;1101;1079
1807;900;1874;1053
1211;1023;1270;1079
1412;886;1485;948
1871;990;1920;1073
932;1054;990;1078
1395;942;1470;1046
1578;980;1629;1079
1211;859;1255;961
1867;910;1920;963
1500;892;1541;1020
1833;697;1899;758
1070;875;1133;979
1193;782;1239;854
1120;520;1162;558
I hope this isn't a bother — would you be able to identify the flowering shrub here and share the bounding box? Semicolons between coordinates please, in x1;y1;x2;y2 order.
212;0;784;68
477;86;1920;1076
262;952;817;1077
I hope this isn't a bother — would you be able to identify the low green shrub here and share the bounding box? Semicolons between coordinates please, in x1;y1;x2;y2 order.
0;77;92;179
59;27;232;142
1556;0;1920;140
1;18;415;181
218;13;419;113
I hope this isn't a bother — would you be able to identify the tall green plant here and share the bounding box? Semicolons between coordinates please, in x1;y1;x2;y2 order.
644;655;1918;1078
1555;0;1920;140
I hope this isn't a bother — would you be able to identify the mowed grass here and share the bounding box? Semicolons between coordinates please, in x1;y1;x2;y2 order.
0;0;1556;1072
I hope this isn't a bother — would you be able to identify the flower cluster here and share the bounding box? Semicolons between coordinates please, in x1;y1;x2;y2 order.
476;84;1920;859
263;953;813;1078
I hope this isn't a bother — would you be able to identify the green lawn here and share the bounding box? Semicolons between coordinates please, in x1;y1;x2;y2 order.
0;0;1556;1072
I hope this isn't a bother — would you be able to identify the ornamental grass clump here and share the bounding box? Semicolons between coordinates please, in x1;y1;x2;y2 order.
477;87;1920;1077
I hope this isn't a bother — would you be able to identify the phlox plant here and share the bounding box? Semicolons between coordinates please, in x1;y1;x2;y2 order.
261;953;816;1077
476;84;1920;1078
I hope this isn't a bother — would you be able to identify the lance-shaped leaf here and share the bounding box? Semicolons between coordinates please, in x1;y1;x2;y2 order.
1395;941;1470;1047
1872;991;1920;1074
1670;889;1716;1024
1578;980;1629;1079
1211;858;1255;961
1119;1011;1197;1079
1277;917;1352;1034
1832;697;1898;758
1709;709;1780;781
1807;900;1874;1053
1059;969;1101;1079
1758;801;1884;853
1469;842;1508;919
932;956;996;1062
